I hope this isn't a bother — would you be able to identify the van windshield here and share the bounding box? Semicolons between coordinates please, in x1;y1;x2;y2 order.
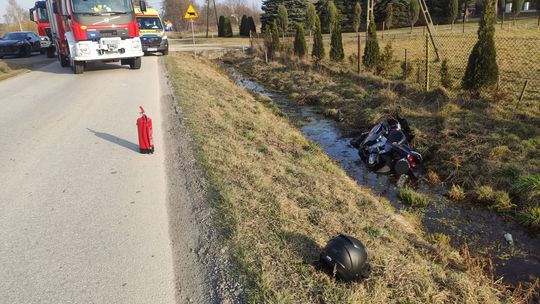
137;17;163;30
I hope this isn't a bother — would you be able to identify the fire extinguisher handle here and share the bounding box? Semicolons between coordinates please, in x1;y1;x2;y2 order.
139;106;145;114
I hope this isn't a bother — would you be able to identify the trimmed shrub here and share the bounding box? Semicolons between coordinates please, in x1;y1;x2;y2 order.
294;23;307;59
462;0;498;91
330;19;344;62
376;41;395;76
363;13;380;70
440;58;452;88
272;20;281;50
312;15;325;62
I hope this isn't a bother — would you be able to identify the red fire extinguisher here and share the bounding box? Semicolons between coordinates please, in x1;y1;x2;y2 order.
137;106;154;154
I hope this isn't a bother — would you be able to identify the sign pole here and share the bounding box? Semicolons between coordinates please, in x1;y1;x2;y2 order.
191;19;195;46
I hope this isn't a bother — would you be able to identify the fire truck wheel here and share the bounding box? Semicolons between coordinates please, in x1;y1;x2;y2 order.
130;57;141;70
47;47;55;58
72;60;84;74
59;54;70;67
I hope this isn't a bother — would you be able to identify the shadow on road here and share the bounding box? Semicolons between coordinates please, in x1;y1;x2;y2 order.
87;128;139;152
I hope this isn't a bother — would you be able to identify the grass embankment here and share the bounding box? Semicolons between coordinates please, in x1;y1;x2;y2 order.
230;52;540;230
0;57;55;81
164;52;514;303
0;60;27;81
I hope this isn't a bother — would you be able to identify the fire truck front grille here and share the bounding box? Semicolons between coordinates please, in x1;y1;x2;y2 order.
98;28;129;39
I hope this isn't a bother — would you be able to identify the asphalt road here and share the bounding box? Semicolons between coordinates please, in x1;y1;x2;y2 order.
0;57;176;303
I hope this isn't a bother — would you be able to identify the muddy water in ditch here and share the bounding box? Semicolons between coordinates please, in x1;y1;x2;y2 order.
225;65;540;287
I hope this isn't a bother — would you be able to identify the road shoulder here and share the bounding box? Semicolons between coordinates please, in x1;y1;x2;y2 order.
159;57;244;303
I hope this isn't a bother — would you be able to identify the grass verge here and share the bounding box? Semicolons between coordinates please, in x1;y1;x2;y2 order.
164;52;514;303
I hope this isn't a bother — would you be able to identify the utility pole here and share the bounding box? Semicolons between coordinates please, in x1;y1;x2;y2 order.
206;0;210;38
213;0;218;33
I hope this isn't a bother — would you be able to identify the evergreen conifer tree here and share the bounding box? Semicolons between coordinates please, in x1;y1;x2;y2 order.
511;0;524;25
261;0;309;32
240;15;248;36
353;1;361;33
224;17;233;37
278;5;289;38
363;13;380;70
408;0;419;33
462;0;498;91
306;2;317;38
272;20;281;50
440;58;452;88
330;14;344;61
294;23;307;59
218;16;225;37
312;15;325;62
449;0;458;30
385;3;394;30
247;16;257;35
327;1;339;33
265;27;275;59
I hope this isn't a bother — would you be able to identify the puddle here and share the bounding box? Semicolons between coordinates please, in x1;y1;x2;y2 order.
225;65;540;287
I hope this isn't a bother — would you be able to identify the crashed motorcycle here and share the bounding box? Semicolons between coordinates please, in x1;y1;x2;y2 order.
351;115;423;178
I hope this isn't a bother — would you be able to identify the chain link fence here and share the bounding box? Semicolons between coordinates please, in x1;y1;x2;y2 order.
249;20;540;104
379;28;540;104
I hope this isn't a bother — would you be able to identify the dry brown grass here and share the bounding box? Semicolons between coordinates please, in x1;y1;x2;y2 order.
164;52;514;303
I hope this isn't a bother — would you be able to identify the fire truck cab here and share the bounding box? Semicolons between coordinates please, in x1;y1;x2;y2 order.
45;0;145;74
29;1;55;58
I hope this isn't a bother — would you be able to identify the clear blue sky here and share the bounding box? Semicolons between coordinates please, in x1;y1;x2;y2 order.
1;0;262;22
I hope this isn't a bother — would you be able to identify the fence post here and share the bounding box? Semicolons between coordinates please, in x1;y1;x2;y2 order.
404;49;408;80
425;34;430;91
382;22;385;40
518;79;529;104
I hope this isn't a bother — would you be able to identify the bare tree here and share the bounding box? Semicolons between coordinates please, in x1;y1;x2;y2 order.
3;0;27;32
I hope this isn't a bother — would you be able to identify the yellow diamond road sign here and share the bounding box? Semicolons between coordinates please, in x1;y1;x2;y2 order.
184;5;198;19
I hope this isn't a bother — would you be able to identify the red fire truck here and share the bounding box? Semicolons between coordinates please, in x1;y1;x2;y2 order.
45;0;145;74
29;1;55;58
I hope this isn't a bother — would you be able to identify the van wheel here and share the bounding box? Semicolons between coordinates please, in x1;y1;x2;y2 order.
130;57;141;69
72;60;84;74
162;48;168;55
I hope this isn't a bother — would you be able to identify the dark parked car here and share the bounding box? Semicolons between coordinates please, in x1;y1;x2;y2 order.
0;32;42;58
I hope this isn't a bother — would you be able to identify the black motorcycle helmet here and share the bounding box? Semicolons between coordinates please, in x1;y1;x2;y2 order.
319;234;371;282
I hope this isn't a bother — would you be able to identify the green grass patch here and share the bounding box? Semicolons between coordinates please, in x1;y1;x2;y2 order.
399;187;431;207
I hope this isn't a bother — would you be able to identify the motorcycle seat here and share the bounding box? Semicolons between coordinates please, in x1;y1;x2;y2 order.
387;130;406;144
